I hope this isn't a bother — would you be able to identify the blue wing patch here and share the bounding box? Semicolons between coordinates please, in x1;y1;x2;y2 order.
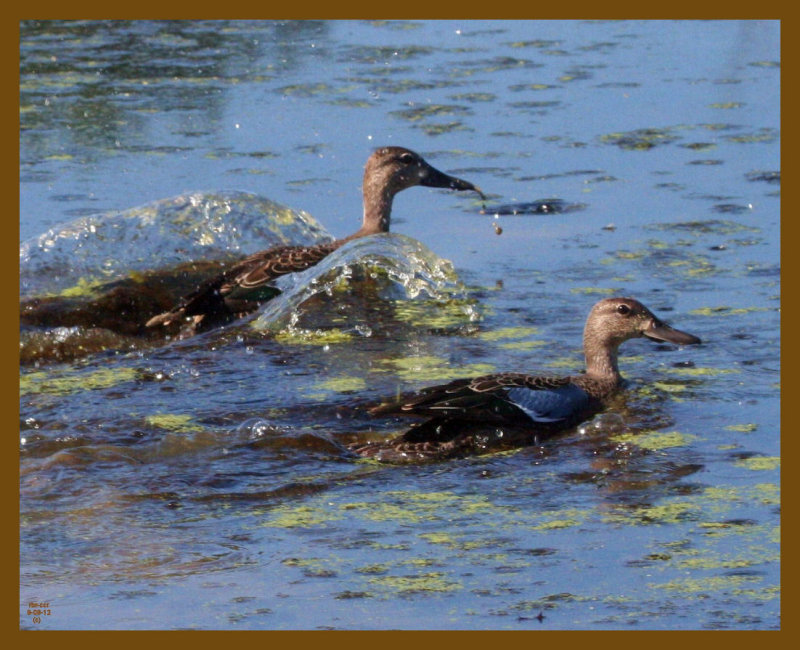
506;384;590;423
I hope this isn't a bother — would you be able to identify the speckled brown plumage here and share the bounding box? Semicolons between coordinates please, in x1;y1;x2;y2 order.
145;240;343;328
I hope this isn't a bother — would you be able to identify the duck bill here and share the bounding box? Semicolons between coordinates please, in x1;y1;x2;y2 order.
420;165;486;199
643;318;702;345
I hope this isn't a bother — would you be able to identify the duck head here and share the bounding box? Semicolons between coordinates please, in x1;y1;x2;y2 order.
588;297;701;347
583;297;701;379
360;146;484;234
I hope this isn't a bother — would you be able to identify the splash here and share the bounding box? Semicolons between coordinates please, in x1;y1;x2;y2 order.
251;233;478;334
20;190;331;299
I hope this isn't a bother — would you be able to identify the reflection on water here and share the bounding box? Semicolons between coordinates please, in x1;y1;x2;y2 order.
20;20;329;154
20;20;779;630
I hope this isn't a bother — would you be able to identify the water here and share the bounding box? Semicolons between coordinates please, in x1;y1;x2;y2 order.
19;20;780;630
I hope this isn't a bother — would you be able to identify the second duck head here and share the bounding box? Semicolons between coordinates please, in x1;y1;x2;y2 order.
359;146;484;235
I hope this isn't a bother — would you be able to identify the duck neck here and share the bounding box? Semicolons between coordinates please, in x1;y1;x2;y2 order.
355;174;395;238
583;333;623;386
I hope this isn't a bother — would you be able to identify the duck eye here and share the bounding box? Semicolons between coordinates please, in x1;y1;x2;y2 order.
616;304;631;315
399;153;416;164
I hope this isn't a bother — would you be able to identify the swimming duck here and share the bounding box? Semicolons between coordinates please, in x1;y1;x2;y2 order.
146;147;484;331
351;297;701;462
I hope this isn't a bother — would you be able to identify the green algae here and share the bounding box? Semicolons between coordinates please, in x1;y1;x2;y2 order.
509;39;563;49
611;430;697;451
658;366;738;377
400;557;442;568
415;121;472;136
265;490;504;534
685;259;718;278
277;82;338;97
702;483;780;506
419;535;514;552
367;572;462;595
281;557;326;568
752;483;780;505
700;486;739;502
652;381;688;394
620;484;781;600
144;414;197;433
273;328;353;346
20;366;138;396
263;504;342;529
313;376;367;394
724;423;758;433
391;104;471;122
257;472;778;613
531;518;582;530
499;340;547;350
657;253;719;278
449;92;496;102
689;305;769;317
650;574;762;595
672;543;777;571
326;98;372;108
709;102;744;109
600;127;679;150
419;532;458;546
380;356;494;382
647;219;760;236
354;563;390;575
528;508;589;531
604;501;699;526
391;298;480;330
56;276;108;299
726;129;778;144
731;585;781;602
478;326;540;341
510;82;555;91
735;456;780;471
613;250;646;260
342;490;497;527
363;20;424;31
283;557;340;578
511;592;584;612
341;501;429;524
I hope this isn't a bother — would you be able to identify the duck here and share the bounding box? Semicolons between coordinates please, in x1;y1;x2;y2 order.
145;147;484;332
350;297;702;462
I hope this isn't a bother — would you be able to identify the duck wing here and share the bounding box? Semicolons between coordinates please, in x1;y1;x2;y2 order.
146;240;341;327
227;241;341;291
370;372;587;424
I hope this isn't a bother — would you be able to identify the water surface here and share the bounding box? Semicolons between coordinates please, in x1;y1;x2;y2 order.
20;19;780;630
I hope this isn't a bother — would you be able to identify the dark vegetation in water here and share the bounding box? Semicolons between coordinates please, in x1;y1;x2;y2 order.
19;261;238;364
482;198;587;216
745;170;780;184
20;261;231;335
599;127;680;150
